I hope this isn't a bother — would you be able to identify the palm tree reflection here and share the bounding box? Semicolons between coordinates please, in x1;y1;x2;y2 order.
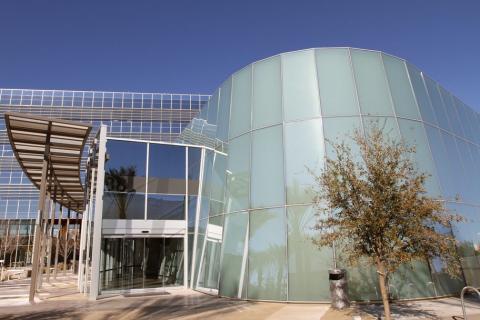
104;166;137;219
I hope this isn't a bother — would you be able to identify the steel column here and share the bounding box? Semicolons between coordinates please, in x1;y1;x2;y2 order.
29;158;49;303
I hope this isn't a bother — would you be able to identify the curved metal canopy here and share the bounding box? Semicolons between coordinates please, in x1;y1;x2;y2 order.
4;112;91;211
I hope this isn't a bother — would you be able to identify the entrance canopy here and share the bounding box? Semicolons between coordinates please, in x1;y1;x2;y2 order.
4;112;92;211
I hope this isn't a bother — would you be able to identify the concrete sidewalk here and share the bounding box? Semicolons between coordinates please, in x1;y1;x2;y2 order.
0;272;80;307
0;275;480;320
322;298;480;319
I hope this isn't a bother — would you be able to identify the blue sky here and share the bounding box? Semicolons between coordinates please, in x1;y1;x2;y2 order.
0;1;479;110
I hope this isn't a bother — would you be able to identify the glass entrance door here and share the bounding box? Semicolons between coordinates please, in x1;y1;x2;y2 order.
100;237;184;292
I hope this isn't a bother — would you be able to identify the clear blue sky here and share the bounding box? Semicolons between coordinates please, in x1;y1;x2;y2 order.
0;1;479;110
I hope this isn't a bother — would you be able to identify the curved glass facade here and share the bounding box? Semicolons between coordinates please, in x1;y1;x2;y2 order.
184;48;480;301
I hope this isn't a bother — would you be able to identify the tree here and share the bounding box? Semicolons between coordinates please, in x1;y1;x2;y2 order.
54;227;79;268
104;166;137;219
312;125;463;320
0;220;20;267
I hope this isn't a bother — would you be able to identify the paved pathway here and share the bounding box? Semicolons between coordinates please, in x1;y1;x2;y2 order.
1;275;480;319
0;272;78;307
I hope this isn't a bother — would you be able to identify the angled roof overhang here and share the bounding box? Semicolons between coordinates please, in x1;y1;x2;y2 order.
4;112;92;212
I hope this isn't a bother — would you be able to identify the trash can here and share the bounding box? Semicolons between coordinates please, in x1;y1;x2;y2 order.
329;268;350;309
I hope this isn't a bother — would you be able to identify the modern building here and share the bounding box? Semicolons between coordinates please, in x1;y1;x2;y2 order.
2;47;480;303
0;90;210;266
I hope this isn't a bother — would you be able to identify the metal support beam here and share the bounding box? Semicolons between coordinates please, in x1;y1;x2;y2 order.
77;205;88;291
63;207;70;275
53;202;63;280
46;199;55;282
72;211;79;274
38;195;50;289
29;157;48;303
89;125;107;300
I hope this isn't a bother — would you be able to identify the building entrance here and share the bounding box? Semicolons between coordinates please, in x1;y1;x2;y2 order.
99;236;184;292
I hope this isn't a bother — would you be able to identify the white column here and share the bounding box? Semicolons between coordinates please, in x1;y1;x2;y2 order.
54;205;63;280
190;148;206;288
77;204;87;290
89;125;107;301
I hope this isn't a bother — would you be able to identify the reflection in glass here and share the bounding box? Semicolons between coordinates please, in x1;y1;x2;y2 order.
104;140;147;219
398;119;442;198
225;134;250;212
287;206;331;301
282;50;320;121
316;48;359;116
103;193;145;219
219;212;248;298
188;147;202;195
407;64;437;126
350;49;394;116
248;208;287;300
252;56;282;129
284;119;324;204
229;66;252;138
451;204;480;287
251;125;285;208
148;144;186;195
146;194;185;220
100;237;184;291
197;216;223;290
382;53;419;120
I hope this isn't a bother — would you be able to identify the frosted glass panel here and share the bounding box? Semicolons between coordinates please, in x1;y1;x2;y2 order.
217;78;232;142
398;119;442;198
225;134;250;212
209;153;227;216
316;48;358;116
454;98;473;141
322;117;362;161
207;89;219;128
287;206;331;301
382;54;419;119
439;87;463;137
197;216;223;289
406;64;437;126
389;261;436;299
456;139;476;203
248;208;287;301
230;66;252;138
424;125;456;200
424;76;451;132
284;119;324;204
350;49;394;116
282;50;320;120
442;132;467;202
219;212;248;298
251;125;285;208
252;56;282;129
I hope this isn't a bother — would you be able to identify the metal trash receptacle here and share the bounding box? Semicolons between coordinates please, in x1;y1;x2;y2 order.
329;268;350;309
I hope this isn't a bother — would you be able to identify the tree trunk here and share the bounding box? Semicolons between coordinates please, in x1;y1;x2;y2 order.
376;259;391;320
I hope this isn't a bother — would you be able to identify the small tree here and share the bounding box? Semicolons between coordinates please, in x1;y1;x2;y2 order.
56;228;79;268
0;220;19;267
313;126;462;320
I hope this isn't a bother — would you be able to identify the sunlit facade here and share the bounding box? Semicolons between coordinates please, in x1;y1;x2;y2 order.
0;89;209;266
4;47;480;302
178;48;480;301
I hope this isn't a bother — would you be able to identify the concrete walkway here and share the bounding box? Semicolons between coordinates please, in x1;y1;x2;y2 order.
0;275;480;319
322;298;480;319
0;272;79;307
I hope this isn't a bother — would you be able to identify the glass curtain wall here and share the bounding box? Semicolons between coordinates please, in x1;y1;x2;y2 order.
100;237;184;291
0;90;210;266
183;48;480;302
99;138;208;293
